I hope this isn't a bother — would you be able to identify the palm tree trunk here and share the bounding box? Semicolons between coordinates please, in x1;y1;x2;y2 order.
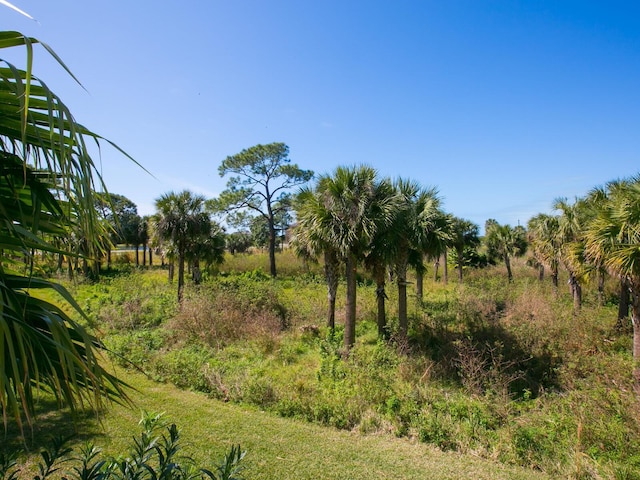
57;253;64;273
551;265;559;294
618;277;630;329
415;268;423;303
456;247;464;283
504;253;512;283
324;251;338;332
177;253;185;303
344;253;357;352
597;270;605;306
397;256;409;347
569;272;582;312
149;247;153;267
374;262;387;338
538;264;544;282
442;248;449;285
433;258;440;282
135;245;139;266
192;257;202;285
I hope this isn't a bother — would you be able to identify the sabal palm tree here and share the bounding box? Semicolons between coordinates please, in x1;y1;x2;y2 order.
527;213;561;291
389;179;446;344
297;166;396;351
186;221;226;284
449;217;480;284
485;221;527;283
554;198;589;310
0;31;130;431
583;176;640;392
154;190;210;302
293;188;342;332
362;178;399;338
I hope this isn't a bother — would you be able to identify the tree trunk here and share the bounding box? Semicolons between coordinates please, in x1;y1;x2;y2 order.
177;253;185;303
442;249;449;285
597;270;605;307
192;257;202;285
374;262;387;338
142;244;147;266
168;260;174;283
551;265;559;294
324;251;339;332
344;253;357;352
397;256;409;347
268;218;277;277
149;247;153;267
433;259;440;282
569;272;582;312
135;245;139;266
107;249;112;269
504;253;512;283
415;268;423;303
618;277;630;329
538;264;544;282
456;247;464;283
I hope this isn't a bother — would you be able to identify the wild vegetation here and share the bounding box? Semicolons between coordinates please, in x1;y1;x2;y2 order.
2;18;640;480
17;250;635;479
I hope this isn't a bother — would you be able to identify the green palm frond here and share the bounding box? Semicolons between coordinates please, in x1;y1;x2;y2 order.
1;32;132;431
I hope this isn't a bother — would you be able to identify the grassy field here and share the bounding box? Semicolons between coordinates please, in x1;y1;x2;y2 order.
7;368;549;480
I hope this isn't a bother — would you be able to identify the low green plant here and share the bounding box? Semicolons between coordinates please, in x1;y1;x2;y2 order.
1;412;246;480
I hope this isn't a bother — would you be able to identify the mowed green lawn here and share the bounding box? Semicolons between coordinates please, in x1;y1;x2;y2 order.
10;368;549;480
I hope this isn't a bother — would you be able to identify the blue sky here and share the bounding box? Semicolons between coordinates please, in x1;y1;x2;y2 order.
3;1;640;231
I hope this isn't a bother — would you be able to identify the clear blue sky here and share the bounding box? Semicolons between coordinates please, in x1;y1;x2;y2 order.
3;1;640;231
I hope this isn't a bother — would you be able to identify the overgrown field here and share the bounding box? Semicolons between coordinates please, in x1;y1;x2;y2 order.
17;251;640;478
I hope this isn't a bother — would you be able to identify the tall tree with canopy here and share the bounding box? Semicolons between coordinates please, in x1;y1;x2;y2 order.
553;198;589;311
389;179;446;345
584;176;640;393
153;190;210;302
0;31;131;431
296;166;396;351
293;187;342;333
214;143;313;277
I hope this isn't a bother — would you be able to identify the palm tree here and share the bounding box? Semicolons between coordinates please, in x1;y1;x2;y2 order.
583;176;640;392
449;217;480;283
293;188;342;332
485;221;527;283
554;198;588;311
389;179;446;345
297;166;396;351
362;178;399;338
154;190;210;302
0;31;130;431
186;221;226;284
527;214;562;291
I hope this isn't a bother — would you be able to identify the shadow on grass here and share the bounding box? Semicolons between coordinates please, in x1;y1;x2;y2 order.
0;398;107;454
